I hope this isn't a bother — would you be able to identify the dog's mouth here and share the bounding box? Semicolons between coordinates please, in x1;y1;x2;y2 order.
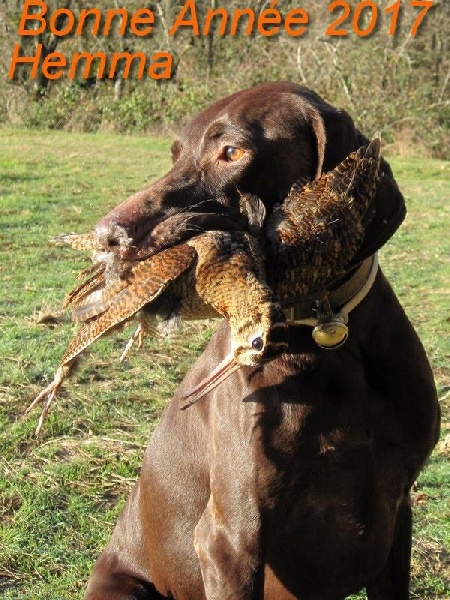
94;199;249;261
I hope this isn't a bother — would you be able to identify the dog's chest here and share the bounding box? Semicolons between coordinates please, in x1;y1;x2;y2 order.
251;356;397;534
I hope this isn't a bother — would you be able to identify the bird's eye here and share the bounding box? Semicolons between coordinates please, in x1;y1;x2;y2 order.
251;336;264;351
223;146;245;162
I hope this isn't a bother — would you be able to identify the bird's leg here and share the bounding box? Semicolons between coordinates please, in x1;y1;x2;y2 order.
119;323;145;362
119;311;157;362
25;361;75;436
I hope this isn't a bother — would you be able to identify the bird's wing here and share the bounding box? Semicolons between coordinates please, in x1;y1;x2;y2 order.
189;231;270;322
62;244;196;364
63;262;107;314
266;136;381;304
26;244;196;435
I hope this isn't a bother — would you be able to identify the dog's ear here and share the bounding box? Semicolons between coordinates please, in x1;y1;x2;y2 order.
355;139;406;262
315;104;406;260
303;104;326;180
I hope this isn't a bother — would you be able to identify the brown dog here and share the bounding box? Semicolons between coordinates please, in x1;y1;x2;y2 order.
84;83;440;600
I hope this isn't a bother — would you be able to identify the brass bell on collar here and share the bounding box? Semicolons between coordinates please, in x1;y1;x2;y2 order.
312;314;348;350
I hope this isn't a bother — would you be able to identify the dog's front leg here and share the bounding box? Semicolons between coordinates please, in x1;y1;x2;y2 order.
195;493;263;599
365;496;412;600
193;401;264;600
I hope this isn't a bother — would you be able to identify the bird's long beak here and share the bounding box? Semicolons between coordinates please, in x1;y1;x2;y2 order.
180;352;241;410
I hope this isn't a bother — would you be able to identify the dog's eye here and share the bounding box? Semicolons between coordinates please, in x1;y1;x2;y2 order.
251;336;264;352
223;146;245;162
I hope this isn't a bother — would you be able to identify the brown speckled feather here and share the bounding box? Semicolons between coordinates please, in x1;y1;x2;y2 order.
266;136;381;305
62;262;107;311
117;228;272;360
70;228;270;328
62;244;196;363
187;230;270;321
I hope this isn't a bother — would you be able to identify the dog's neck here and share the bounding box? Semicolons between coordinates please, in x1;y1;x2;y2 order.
284;254;378;349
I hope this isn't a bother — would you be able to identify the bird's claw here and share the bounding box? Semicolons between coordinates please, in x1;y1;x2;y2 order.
25;364;72;436
119;322;148;362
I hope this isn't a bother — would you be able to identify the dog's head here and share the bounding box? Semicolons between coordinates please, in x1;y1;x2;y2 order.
95;82;405;263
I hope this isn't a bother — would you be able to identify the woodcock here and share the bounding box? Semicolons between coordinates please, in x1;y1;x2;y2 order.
266;134;381;304
28;136;381;433
27;198;288;434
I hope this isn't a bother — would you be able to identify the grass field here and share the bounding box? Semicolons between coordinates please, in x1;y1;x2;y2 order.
1;128;449;599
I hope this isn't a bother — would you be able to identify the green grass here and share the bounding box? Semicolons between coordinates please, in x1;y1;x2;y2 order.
1;128;449;599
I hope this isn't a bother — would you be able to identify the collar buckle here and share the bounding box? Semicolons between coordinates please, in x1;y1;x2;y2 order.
311;296;349;350
284;254;379;350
